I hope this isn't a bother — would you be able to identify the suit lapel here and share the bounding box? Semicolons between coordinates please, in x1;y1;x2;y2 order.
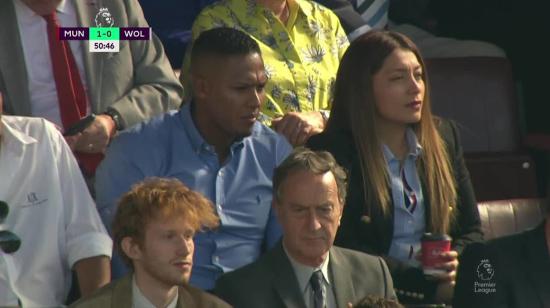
74;0;103;112
523;222;550;306
329;247;356;308
270;243;308;308
0;0;32;115
111;274;133;308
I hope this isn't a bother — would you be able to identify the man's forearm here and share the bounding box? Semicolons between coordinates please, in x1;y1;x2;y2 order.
74;255;111;297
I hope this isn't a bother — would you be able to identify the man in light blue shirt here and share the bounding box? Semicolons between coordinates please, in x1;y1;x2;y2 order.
95;27;292;290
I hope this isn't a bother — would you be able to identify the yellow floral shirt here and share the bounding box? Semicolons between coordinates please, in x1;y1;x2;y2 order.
183;0;349;123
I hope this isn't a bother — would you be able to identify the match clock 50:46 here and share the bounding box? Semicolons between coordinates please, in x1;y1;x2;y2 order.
89;27;120;53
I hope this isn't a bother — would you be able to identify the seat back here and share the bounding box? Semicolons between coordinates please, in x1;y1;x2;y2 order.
426;57;520;153
477;198;548;240
426;57;539;201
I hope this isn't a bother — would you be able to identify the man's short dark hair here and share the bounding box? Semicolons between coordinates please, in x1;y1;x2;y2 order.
190;27;261;68
273;147;348;204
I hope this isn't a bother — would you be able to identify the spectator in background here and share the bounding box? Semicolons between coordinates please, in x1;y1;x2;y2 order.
95;28;292;290
215;148;396;307
71;178;230;308
0;0;183;176
307;31;482;304
314;0;505;58
0;92;112;306
182;0;350;146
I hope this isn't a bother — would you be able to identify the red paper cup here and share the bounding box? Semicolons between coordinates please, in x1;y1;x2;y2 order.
421;233;451;276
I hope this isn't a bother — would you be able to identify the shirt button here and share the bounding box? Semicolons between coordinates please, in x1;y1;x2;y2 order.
214;256;220;262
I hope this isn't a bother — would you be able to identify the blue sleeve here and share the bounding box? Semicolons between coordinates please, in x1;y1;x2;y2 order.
94;135;146;234
264;137;293;248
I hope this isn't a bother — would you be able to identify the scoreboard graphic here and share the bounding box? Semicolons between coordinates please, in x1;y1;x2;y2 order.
59;27;151;52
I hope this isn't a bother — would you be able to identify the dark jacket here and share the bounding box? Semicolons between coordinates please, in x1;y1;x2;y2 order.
307;119;482;303
454;221;550;308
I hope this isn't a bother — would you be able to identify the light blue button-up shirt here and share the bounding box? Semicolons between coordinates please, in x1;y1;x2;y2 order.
95;103;292;290
383;128;425;267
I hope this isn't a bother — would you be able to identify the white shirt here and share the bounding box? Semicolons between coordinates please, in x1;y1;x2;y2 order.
132;275;178;308
14;0;90;128
0;116;112;306
284;245;336;308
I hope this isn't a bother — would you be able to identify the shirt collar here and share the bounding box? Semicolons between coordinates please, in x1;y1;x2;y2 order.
236;0;306;28
132;275;178;308
283;242;331;293
15;0;71;19
382;127;423;162
0;116;38;158
180;102;246;155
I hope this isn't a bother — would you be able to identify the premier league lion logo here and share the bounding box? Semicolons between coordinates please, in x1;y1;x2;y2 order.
476;259;495;281
95;8;114;27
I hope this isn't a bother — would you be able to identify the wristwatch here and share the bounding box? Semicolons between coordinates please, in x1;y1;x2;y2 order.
103;108;123;131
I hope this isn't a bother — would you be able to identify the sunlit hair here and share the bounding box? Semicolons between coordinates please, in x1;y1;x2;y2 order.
273;147;348;205
326;30;456;234
112;177;220;268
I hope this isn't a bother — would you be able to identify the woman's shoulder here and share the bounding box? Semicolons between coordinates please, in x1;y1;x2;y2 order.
307;130;356;163
435;117;461;149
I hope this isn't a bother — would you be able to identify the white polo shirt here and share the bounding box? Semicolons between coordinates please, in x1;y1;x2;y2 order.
0;116;112;306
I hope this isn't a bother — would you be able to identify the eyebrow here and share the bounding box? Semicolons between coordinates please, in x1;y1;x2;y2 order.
390;66;423;73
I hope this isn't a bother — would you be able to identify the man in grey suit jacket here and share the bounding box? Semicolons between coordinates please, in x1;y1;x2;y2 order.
215;148;396;308
0;0;182;157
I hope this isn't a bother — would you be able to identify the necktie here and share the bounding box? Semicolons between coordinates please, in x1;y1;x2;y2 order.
310;270;325;308
43;12;87;127
402;168;417;214
43;12;103;175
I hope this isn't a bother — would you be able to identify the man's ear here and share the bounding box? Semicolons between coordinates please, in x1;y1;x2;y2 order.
121;237;142;262
191;73;210;100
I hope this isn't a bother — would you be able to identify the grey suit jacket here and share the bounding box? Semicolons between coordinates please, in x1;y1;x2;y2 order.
70;274;230;308
0;0;183;129
215;242;396;308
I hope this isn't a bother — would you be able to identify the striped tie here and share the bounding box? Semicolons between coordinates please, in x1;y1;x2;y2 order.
355;0;389;29
401;168;417;214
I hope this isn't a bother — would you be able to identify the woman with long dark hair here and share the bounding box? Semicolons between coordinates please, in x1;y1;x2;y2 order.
307;30;482;304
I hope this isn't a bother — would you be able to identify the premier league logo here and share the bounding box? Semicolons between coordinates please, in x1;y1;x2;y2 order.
474;259;496;294
95;7;115;27
476;259;495;281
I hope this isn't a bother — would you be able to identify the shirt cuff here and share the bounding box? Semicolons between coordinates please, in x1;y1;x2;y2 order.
348;24;372;42
67;232;113;269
